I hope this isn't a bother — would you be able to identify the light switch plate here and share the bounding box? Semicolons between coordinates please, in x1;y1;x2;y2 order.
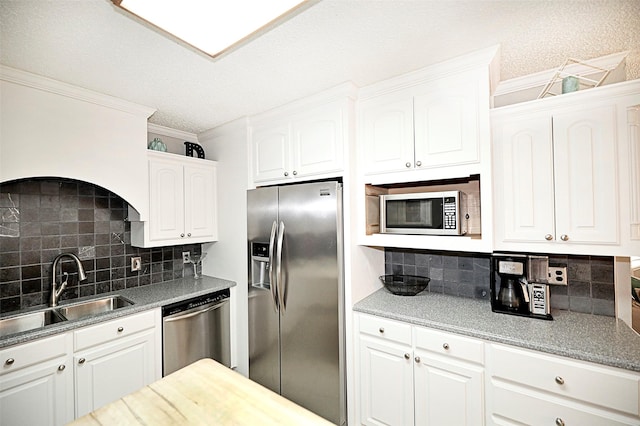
131;256;141;271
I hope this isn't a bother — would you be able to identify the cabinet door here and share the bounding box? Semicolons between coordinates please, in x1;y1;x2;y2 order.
414;353;484;426
184;163;216;239
0;357;73;426
493;115;556;242
148;157;185;241
361;92;415;174
75;329;157;417
359;336;414;426
553;105;619;244
414;75;480;168
291;103;344;178
252;122;291;183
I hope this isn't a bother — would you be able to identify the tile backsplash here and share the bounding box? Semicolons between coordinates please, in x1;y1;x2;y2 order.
0;178;201;315
384;248;615;316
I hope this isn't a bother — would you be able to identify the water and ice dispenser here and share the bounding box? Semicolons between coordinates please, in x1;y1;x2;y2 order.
250;242;270;289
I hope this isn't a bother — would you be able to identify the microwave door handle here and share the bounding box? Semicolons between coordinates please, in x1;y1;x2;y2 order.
276;221;286;313
268;220;279;313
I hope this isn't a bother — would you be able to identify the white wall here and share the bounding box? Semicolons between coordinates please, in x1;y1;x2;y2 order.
198;118;250;375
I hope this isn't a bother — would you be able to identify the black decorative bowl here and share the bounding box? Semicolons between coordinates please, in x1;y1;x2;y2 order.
379;274;430;296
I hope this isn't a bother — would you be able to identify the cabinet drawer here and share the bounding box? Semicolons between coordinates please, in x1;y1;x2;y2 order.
414;326;484;365
1;333;69;374
491;381;639;426
74;310;156;351
359;314;411;345
489;344;640;416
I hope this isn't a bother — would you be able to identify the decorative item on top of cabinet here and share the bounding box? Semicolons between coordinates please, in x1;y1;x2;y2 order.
492;79;640;256
184;141;205;158
129;151;218;248
249;83;356;186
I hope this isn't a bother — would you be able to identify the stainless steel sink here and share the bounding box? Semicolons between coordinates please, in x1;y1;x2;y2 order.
0;309;67;338
55;296;134;321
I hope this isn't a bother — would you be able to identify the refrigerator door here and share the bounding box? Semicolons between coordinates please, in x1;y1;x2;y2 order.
278;181;343;424
247;186;281;394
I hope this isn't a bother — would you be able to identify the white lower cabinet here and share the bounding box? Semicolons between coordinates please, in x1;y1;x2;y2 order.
0;334;74;426
73;309;161;417
0;308;161;425
486;343;640;426
357;314;485;426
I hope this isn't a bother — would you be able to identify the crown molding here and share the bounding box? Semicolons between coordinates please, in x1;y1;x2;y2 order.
0;64;156;117
147;122;198;142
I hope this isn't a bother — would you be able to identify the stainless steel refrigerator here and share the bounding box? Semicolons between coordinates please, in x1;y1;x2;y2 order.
247;181;345;425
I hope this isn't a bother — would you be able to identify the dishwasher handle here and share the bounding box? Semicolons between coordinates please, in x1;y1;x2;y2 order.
163;300;228;323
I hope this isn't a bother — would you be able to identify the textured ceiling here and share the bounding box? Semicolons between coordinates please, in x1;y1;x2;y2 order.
1;0;639;134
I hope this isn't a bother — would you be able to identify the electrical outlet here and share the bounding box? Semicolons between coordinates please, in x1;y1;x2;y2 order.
131;256;142;272
182;251;191;264
548;266;567;285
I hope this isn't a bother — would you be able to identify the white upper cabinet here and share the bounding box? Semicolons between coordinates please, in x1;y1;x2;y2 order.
249;83;356;186
492;80;640;255
130;151;218;248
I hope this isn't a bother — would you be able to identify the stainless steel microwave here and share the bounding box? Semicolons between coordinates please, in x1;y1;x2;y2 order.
380;190;466;235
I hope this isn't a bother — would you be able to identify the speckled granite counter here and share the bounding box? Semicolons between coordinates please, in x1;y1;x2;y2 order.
354;289;640;372
0;275;235;349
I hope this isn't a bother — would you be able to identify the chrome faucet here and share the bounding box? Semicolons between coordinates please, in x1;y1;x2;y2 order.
51;253;87;307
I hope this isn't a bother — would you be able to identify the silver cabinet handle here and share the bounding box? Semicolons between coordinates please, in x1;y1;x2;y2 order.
292;171;297;176
545;234;553;241
560;234;569;241
442;343;450;350
276;221;286;313
187;233;191;237
405;162;411;168
117;326;124;332
58;365;66;371
5;358;15;365
378;327;384;334
555;418;565;426
415;160;422;167
414;356;421;363
78;358;86;365
284;172;289;177
555;376;564;385
180;233;185;237
404;353;410;360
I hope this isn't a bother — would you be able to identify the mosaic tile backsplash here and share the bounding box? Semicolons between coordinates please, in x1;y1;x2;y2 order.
384;248;615;316
0;178;202;315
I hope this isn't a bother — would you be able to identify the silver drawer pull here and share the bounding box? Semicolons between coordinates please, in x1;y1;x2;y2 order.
78;358;86;365
442;343;450;350
555;418;565;426
545;234;553;241
117;326;124;332
415;160;422;167
5;358;15;366
405;162;411;168
414;356;421;363
378;327;384;334
58;365;66;371
404;353;410;360
555;376;564;385
560;234;569;241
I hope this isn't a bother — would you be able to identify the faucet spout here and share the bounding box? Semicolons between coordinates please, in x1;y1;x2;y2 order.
51;253;87;307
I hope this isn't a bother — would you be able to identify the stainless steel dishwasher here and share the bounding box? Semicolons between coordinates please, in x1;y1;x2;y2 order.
162;289;231;376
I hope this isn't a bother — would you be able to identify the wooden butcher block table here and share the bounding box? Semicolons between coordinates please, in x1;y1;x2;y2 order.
71;358;333;425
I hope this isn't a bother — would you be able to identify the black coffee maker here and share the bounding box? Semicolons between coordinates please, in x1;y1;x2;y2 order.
490;254;527;314
490;253;553;320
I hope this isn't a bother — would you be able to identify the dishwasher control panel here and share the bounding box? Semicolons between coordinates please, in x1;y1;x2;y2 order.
162;288;230;317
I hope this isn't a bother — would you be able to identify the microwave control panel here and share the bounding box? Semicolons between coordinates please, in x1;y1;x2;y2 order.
443;196;457;230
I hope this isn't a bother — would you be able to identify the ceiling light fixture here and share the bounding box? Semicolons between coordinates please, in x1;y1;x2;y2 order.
112;0;309;58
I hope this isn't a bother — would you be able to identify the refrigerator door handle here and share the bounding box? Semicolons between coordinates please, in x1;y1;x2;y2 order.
268;220;279;313
276;220;286;313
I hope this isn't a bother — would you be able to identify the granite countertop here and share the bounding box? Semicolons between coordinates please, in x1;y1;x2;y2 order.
0;275;236;349
354;289;640;372
70;358;332;426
